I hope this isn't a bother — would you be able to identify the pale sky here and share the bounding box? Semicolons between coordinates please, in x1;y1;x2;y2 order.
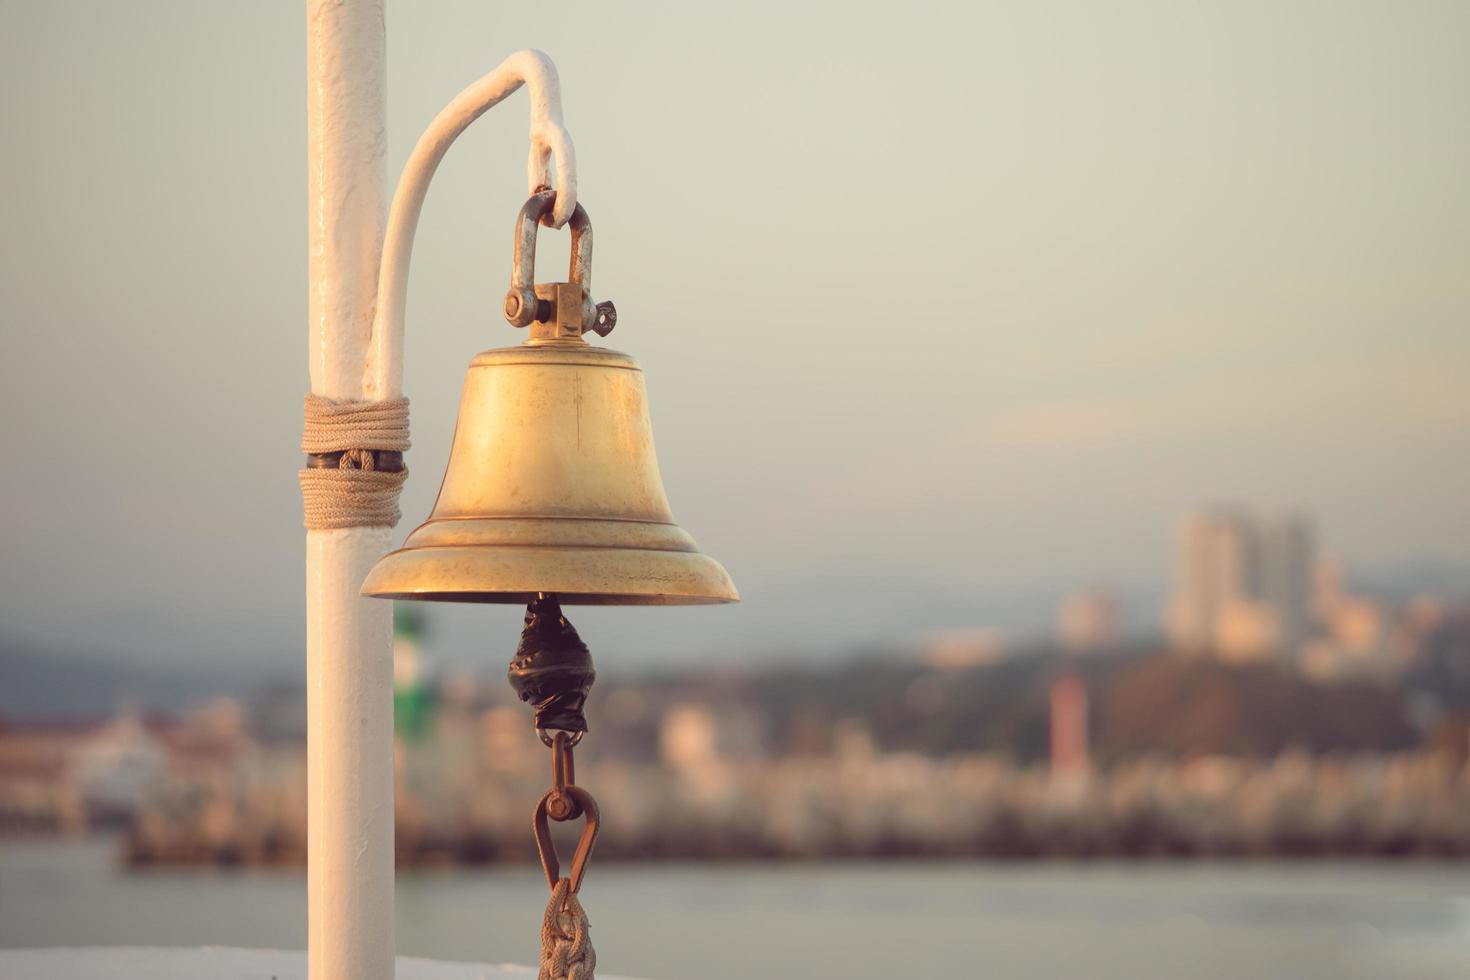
2;1;1467;672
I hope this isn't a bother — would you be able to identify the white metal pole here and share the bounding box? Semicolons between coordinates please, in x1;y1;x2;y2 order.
366;48;576;400
304;3;394;980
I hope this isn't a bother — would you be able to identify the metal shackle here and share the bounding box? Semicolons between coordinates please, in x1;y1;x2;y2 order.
503;188;597;333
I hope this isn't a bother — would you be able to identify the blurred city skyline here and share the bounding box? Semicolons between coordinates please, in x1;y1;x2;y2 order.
2;1;1468;672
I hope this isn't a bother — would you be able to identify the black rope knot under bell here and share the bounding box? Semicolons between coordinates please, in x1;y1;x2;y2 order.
508;594;596;736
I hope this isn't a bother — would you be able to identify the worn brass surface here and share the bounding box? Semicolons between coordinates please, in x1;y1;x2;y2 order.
361;343;738;605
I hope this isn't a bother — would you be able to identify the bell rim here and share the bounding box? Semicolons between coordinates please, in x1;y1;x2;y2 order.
362;590;737;606
360;543;739;606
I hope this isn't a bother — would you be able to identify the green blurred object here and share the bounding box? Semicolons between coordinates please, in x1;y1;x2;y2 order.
393;604;434;742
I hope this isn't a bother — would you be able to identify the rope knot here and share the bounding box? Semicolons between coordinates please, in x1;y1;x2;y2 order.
298;394;411;529
339;447;378;471
539;878;595;980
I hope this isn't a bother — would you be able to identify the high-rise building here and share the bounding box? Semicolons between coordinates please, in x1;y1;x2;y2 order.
1258;514;1313;657
1165;508;1313;662
1166;509;1255;653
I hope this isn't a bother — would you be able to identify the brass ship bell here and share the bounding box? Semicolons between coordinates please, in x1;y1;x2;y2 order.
361;190;738;606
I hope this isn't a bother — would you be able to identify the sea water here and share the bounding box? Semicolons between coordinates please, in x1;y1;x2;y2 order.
2;838;1468;980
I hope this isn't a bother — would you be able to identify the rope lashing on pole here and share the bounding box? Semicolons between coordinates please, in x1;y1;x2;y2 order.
299;394;410;529
540;878;596;980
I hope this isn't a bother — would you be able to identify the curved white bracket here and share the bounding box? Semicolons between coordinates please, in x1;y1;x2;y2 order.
365;49;576;400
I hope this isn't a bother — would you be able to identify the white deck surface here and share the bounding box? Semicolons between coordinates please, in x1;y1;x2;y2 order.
0;947;639;979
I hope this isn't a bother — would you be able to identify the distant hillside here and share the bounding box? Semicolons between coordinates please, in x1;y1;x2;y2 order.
0;636;268;722
618;644;1423;761
4;624;1456;760
1099;654;1417;757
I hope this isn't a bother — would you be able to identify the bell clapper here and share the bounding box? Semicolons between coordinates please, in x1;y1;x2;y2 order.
511;594;602;900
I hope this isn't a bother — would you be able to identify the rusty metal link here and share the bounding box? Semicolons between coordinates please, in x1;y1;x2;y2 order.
503;188;617;342
547;731;582;821
532;731;600;893
537;727;585;748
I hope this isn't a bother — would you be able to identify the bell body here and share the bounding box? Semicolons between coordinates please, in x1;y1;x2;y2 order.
361;343;738;605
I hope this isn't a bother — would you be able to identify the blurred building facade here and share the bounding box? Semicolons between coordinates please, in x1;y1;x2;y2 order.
1057;590;1123;653
1166;509;1314;663
1048;672;1090;776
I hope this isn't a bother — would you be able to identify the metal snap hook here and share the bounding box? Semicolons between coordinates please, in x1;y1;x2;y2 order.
532;784;600;894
